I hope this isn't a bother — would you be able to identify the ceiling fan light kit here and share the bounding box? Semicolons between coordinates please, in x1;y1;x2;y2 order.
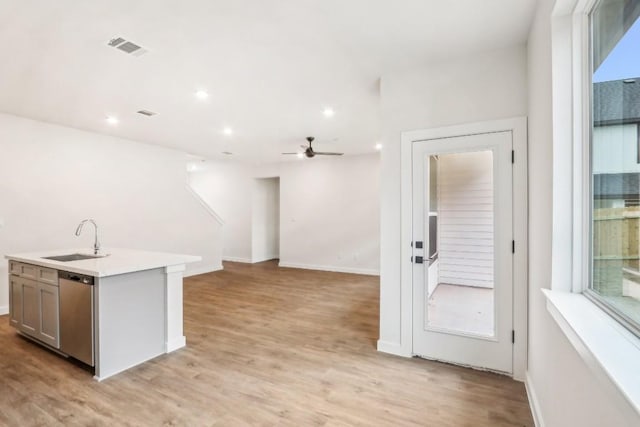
282;136;344;158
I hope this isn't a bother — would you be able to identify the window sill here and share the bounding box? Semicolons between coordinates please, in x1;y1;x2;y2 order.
542;289;640;416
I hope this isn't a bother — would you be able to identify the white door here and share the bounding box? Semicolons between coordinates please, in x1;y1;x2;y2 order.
412;131;513;374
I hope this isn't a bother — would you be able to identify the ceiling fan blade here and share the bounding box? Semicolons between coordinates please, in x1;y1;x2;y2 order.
314;152;344;156
282;152;300;155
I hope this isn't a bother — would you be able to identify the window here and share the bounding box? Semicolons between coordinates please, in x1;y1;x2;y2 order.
589;0;640;335
542;0;640;408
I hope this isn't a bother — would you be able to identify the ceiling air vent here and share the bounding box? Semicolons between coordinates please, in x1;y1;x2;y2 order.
137;110;157;117
107;37;148;57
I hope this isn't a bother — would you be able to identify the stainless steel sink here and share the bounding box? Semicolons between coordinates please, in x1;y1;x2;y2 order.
42;253;108;262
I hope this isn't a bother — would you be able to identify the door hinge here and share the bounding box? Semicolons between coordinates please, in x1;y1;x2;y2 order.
512;330;515;344
512;240;515;253
511;150;515;164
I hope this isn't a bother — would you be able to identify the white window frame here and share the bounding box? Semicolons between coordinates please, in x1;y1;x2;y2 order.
576;0;594;295
546;0;640;417
581;0;640;338
550;0;595;294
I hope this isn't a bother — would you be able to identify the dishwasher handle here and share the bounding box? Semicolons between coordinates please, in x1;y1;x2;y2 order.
59;270;94;285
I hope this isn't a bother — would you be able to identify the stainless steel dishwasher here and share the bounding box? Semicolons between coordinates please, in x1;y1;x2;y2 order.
59;271;94;366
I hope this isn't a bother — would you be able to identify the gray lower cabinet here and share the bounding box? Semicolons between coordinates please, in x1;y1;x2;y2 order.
8;275;21;328
20;277;39;337
8;262;60;349
38;282;60;348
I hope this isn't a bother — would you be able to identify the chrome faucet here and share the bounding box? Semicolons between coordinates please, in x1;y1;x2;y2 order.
75;219;100;255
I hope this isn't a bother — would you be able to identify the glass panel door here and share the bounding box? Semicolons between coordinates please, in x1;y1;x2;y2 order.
426;150;495;338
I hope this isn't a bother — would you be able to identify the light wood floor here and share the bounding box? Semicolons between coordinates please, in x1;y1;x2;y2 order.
0;261;533;426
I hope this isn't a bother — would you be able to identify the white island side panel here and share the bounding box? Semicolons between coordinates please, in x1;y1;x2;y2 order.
95;268;166;380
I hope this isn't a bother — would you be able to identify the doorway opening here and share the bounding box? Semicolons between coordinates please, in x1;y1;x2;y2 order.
252;177;280;263
399;118;527;379
411;129;513;374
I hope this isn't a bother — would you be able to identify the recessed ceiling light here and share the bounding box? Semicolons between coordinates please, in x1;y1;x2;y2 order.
323;108;335;118
223;127;233;135
106;116;119;125
296;152;304;159
375;143;383;151
195;90;209;99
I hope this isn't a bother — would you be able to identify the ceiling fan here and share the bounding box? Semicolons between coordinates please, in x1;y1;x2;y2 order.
282;136;344;158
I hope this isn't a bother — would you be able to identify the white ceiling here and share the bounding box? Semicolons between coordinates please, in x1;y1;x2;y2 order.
0;0;536;162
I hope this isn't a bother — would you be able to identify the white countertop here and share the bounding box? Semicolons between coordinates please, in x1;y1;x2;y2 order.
5;248;202;277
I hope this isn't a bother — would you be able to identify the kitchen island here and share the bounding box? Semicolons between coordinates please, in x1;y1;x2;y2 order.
5;248;201;380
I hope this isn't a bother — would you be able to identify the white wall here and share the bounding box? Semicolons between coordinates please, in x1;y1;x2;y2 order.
437;151;494;289
526;1;640;426
0;113;223;313
378;45;527;351
252;177;280;263
190;153;380;275
187;161;253;262
276;154;380;275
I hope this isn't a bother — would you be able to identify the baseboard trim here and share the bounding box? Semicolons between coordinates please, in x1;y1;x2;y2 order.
278;262;379;276
376;340;411;357
184;263;223;277
94;349;165;382
0;305;8;316
166;336;187;353
251;256;280;263
525;372;545;427
222;256;253;263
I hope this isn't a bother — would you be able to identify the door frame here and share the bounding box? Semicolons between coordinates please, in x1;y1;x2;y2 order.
399;117;528;380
